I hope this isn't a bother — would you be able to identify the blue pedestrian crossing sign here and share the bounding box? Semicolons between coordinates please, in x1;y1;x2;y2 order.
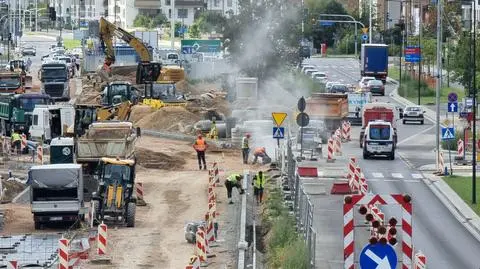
362;34;368;41
447;102;458;113
273;127;285;139
359;244;397;269
441;127;455;140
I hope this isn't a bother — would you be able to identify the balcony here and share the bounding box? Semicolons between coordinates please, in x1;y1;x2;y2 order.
175;0;204;7
134;0;161;8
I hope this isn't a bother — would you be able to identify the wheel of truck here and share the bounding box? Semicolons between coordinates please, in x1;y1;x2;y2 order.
92;200;101;225
34;221;41;230
420;120;424;125
363;150;369;159
390;150;395;160
126;202;136;227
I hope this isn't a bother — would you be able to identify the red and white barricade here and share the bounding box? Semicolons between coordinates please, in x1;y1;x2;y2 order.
346;157;356;180
195;228;207;264
6;261;17;269
457;139;464;158
185;255;201;269
135;182;146;206
414;251;426;269
20;134;27;151
327;138;335;162
97;222;107;255
58;237;69;269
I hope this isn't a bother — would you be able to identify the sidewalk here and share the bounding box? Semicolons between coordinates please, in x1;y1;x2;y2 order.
388;78;480;242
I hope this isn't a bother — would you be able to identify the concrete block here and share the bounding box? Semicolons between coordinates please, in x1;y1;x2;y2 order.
303;183;326;195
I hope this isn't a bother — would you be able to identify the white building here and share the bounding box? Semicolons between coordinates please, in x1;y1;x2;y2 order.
204;0;239;17
52;0;104;24
108;0;139;28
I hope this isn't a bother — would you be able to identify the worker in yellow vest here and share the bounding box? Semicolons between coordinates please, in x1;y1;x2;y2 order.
10;130;21;154
225;173;245;204
252;171;266;204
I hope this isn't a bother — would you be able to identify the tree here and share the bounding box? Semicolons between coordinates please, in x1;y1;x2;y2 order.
133;14;151;28
133;13;168;29
196;11;227;34
188;23;201;38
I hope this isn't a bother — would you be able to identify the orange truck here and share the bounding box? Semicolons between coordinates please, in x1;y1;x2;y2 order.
304;93;349;137
359;102;399;148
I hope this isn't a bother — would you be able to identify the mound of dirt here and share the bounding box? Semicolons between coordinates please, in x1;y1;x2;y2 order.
135;147;186;170
135;106;201;133
1;178;26;202
130;105;154;123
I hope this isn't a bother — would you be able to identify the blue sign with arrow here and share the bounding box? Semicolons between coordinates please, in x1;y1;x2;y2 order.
359;244;397;269
273;127;285;139
447;102;458;113
362;34;368;41
441;127;455;140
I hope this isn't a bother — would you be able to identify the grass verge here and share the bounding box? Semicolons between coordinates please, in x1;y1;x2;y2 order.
443;176;480;216
262;186;309;269
63;39;81;50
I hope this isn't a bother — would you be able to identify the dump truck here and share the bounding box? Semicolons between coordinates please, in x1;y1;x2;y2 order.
40;61;70;101
304;93;349;138
28;164;84;229
347;92;371;126
28;104;75;143
359;102;398;148
360;44;389;84
0;71;27;94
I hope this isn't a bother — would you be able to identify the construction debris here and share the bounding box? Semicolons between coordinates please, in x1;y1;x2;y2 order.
135;147;187;170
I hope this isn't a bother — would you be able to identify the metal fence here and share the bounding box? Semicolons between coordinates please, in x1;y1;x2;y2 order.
282;136;317;269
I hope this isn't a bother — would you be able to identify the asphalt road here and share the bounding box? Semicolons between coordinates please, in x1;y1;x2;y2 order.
303;57;480;268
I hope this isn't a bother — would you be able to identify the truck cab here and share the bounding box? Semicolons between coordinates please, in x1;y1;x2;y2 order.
101;81;139;106
40;61;70;101
28;104;75;142
363;120;395;160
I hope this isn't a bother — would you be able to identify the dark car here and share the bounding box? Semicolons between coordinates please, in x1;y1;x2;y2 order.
22;46;36;56
330;84;348;93
367;80;385;95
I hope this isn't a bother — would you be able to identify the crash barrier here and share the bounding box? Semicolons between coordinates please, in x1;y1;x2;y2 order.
6;261;17;269
342;121;351;141
58;237;69;269
195;227;208;265
97;222;108;255
414;251;426;269
334;128;342;155
457;139;464;158
185;255;201;269
135;182;147;206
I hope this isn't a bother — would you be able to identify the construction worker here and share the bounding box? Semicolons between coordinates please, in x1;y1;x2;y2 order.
252;147;270;164
225;173;245;204
10;130;21;154
193;134;208;170
252;171;266;204
209;119;217;139
241;133;251;164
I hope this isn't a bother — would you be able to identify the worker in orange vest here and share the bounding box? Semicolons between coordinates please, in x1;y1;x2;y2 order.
193;134;208;170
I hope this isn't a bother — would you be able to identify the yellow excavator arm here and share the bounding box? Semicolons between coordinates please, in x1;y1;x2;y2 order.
99;17;152;66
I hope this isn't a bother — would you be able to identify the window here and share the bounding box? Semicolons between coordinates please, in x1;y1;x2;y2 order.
214;0;220;7
227;0;232;7
369;125;390;140
166;0;171;5
33;115;38;126
168;9;171;18
178;9;188;18
115;6;120;13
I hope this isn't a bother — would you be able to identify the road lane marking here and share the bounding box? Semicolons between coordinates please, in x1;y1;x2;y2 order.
391;173;403;178
411;173;423;179
397;124;435;146
404;179;421;183
317;171;324;177
368;178;380;182
372;172;384;178
384;179;399;182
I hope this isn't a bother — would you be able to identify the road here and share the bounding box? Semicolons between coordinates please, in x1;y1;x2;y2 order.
303;57;480;268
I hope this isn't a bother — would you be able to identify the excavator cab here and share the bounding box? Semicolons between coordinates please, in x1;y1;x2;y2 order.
91;157;137;227
136;62;161;84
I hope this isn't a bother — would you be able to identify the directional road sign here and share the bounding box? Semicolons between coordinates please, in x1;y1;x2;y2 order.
359;244;397;269
272;112;287;126
441;127;455;140
273;127;285;139
448;102;458;113
448;92;458;102
362;34;368;41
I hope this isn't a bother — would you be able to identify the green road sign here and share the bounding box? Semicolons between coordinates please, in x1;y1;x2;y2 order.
181;39;221;54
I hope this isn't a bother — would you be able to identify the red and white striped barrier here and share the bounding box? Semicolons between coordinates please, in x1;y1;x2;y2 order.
457;139;464;158
346;157;356;180
195;229;207;264
58;237;69;269
212;161;219;184
205;211;216;243
359;172;368;195
369;205;384;238
349;167;361;193
208;170;216;187
37;145;43;164
414;251;426;269
342;122;348;141
344;194;413;269
327;138;335;162
438;151;445;174
20;134;27;151
346;121;351;141
135;182;146;206
185;255;201;269
334;129;342;155
97;222;107;255
6;261;17;269
208;185;216;204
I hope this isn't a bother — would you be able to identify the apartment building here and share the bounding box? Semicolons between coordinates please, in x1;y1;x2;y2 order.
51;0;104;24
204;0;239;17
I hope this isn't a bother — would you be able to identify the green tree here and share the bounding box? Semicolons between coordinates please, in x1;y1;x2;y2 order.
450;33;480;89
188;23;201;38
133;14;152;28
196;11;227;34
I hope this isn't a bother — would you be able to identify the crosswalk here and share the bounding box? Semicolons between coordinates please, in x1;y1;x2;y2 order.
365;172;424;183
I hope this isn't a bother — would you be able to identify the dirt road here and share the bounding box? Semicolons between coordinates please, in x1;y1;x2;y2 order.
82;136;247;269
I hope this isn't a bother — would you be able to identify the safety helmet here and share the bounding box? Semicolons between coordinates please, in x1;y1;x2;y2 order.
198;134;203;139
246;133;251;138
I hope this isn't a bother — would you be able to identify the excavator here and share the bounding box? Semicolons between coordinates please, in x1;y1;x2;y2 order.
98;17;187;108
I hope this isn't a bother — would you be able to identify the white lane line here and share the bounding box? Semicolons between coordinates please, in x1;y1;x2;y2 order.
384;179;399;182
404;179;421;183
392;173;404;179
397;124;435;146
368;178;380;182
372;172;384;178
411;173;423;179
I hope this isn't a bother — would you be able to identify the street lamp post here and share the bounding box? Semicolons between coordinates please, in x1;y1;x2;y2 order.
369;0;372;43
435;0;442;169
472;0;477;204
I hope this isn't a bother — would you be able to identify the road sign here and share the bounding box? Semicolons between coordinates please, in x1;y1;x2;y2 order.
180;39;221;54
441;127;455;140
448;92;458;102
404;46;421;63
359;244;397;269
361;27;368;34
298;97;306;112
272;112;287;126
447;102;458;113
181;45;193;54
296;112;310;127
319;21;334;26
273;127;285;139
362;34;368;41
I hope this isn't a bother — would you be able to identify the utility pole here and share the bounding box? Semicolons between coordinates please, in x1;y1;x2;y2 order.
435;0;442;165
170;0;175;49
472;0;477;204
35;0;37;32
301;0;304;37
369;0;372;43
418;0;422;105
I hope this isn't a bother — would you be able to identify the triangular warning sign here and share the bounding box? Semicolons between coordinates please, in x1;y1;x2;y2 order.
273;128;284;138
443;129;454;139
272;112;287;126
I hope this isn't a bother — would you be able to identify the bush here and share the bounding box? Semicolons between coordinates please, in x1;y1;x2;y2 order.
397;74;433;99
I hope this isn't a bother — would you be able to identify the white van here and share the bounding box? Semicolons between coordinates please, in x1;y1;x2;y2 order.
29;104;75;142
362;120;395;160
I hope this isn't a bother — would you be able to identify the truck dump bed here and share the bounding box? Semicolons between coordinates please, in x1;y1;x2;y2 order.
361;103;397;128
76;121;137;162
304;93;349;119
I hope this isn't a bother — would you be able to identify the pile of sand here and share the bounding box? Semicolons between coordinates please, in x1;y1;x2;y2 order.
135;147;186;170
135;106;201;133
1;178;26;202
130;105;154;123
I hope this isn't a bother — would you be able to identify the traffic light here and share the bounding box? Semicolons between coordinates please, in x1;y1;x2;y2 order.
49;7;56;21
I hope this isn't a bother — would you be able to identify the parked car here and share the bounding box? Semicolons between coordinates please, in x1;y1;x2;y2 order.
22;46;36;56
367;79;385;95
301;65;316;73
325;81;341;91
401;105;425;125
305;69;318;76
359;76;376;90
311;72;328;81
330;84;349;93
